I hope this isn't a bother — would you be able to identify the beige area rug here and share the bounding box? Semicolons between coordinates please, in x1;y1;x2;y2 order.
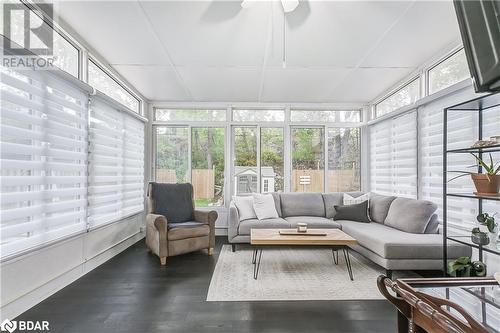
207;245;386;301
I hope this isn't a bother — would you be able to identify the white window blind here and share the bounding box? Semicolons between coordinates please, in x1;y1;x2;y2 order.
88;97;145;227
419;90;481;231
1;67;88;257
370;111;417;198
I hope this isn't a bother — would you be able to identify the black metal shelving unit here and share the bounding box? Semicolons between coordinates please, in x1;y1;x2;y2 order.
443;92;500;275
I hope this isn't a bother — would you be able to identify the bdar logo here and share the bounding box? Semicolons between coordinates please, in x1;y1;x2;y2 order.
0;319;17;333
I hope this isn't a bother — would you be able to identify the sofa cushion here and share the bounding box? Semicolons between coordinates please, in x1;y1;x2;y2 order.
339;221;468;259
369;193;396;224
333;201;370;223
252;193;279;220
270;192;282;217
168;224;209;241
152;183;194;223
322;193;344;218
384;197;437;234
285;216;342;229
238;218;289;235
424;215;439;234
343;193;369;205
233;196;257;221
168;221;205;229
280;193;325;217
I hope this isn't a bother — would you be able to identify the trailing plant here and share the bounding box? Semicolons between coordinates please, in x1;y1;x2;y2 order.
449;153;500;182
477;213;497;233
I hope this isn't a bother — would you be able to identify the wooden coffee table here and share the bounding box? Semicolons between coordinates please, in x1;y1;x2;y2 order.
250;228;357;280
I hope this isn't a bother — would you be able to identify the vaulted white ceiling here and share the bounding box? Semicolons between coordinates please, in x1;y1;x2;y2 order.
53;0;461;103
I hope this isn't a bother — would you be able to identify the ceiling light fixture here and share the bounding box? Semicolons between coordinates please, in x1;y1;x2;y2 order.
281;0;299;13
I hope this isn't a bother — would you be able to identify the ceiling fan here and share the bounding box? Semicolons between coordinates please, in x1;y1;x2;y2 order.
241;0;299;13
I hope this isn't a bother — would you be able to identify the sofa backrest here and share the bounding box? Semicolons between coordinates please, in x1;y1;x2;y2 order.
279;193;325;217
384;197;438;234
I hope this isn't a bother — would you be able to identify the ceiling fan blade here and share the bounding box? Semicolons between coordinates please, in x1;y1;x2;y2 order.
241;0;257;9
281;0;299;13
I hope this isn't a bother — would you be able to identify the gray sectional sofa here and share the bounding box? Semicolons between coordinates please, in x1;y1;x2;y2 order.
228;192;471;276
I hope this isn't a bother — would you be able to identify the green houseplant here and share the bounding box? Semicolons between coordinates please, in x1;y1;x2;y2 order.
449;153;500;195
477;212;497;233
448;256;487;277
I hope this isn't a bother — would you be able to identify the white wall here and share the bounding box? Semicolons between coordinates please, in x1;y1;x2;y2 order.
0;215;144;320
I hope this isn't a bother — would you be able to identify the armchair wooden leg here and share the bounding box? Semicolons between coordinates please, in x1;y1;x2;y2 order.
208;248;214;256
160;257;167;266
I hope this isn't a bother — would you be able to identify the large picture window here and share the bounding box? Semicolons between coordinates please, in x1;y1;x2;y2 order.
370;111;417;198
88;97;145;227
291;128;325;192
327;128;361;192
155;126;225;207
1;66;88;256
191;128;225;206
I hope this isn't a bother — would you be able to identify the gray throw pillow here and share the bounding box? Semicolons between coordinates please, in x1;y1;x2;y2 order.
384;197;437;234
152;183;194;223
333;200;371;223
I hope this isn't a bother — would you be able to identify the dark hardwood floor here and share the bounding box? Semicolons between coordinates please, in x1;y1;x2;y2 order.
16;237;398;333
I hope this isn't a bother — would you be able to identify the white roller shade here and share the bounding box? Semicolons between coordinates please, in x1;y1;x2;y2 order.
369;111;417;198
88;97;145;227
1;67;88;257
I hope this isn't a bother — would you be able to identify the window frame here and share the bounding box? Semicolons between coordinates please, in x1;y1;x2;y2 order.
87;57;142;114
374;77;421;118
426;48;469;96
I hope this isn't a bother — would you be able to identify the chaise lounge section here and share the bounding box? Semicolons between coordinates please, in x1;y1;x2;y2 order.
228;192;470;275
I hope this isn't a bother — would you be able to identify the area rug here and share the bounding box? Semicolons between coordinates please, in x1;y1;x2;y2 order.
206;245;386;301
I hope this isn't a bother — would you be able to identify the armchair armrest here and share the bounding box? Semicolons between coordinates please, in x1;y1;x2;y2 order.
194;210;217;249
145;213;168;257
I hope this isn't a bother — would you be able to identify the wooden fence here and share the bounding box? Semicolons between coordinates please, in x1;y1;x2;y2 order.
157;168;357;197
292;169;358;192
156;169;215;200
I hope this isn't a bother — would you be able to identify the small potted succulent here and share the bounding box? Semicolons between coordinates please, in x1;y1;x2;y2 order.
449;153;500;195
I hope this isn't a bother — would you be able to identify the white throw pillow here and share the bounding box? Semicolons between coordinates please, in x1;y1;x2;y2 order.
233;196;257;221
252;193;279;220
343;193;370;206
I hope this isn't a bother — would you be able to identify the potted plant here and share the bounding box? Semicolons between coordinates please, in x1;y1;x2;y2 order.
448;256;487;277
449;153;500;195
448;256;473;277
477;212;498;244
471;227;490;245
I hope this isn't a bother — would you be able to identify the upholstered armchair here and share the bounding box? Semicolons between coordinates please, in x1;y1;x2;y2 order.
146;182;217;265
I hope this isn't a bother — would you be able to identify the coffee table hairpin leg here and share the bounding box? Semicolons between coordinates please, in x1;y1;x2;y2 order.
342;247;354;281
252;248;263;280
332;249;339;265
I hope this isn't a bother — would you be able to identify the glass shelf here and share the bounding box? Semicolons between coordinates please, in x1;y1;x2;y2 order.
447;144;500;154
447;235;500;256
446;193;500;201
